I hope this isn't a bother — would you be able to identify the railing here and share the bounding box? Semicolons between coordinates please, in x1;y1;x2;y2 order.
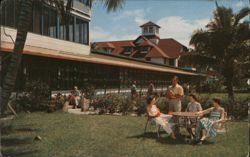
51;87;168;97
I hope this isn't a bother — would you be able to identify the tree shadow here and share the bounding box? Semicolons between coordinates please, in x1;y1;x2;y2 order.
1;123;39;135
1;137;33;147
0;124;13;135
15;128;40;132
1;123;41;156
2;149;40;157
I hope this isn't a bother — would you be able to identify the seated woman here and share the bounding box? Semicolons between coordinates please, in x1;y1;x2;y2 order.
147;95;176;139
195;97;225;144
185;94;202;139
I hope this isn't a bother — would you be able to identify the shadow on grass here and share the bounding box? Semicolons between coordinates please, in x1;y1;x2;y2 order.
1;137;33;147
15;127;40;132
1;123;39;135
128;132;215;145
3;149;40;157
1;122;40;157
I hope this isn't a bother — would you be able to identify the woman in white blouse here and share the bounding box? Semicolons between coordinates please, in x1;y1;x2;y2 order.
147;95;176;139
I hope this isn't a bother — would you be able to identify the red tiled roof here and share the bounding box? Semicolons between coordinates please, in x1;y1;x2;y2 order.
156;38;185;58
95;37;186;59
96;40;135;54
140;21;161;28
145;45;169;58
96;42;115;49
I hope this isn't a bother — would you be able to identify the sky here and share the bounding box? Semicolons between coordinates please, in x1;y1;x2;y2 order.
90;0;249;47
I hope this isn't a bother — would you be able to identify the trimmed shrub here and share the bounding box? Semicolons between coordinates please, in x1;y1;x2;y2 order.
14;81;51;112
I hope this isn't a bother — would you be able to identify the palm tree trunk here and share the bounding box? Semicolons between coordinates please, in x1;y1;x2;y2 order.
1;0;33;115
226;78;235;114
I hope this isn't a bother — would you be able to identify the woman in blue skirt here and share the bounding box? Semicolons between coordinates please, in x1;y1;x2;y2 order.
195;98;225;144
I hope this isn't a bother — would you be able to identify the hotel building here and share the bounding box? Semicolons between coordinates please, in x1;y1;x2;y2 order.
0;0;201;92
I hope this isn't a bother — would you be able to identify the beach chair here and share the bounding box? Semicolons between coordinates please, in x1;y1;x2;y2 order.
144;115;161;138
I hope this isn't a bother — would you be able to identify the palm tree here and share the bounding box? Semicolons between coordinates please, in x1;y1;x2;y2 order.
0;0;124;114
181;4;250;112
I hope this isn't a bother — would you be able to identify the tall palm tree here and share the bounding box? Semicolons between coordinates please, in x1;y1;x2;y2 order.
181;4;250;112
0;0;124;114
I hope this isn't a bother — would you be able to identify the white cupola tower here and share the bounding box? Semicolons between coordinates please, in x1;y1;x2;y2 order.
140;21;160;37
140;21;161;44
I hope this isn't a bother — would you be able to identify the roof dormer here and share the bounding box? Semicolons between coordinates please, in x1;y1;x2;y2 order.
140;21;160;38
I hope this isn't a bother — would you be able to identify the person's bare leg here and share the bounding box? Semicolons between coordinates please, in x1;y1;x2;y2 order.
200;129;207;141
171;132;176;140
187;128;195;139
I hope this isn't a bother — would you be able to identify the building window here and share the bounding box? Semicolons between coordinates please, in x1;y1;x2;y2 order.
106;48;112;54
83;22;88;44
42;6;50;36
1;0;89;45
75;17;89;45
68;16;74;42
77;0;91;6
149;27;153;33
169;59;175;66
143;27;148;34
49;9;57;38
2;0;15;27
156;28;159;34
33;2;42;34
59;18;66;40
139;46;148;53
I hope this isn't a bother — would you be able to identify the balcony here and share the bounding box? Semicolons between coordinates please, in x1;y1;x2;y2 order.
72;0;91;16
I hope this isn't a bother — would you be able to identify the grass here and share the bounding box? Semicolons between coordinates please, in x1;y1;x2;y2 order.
1;112;249;157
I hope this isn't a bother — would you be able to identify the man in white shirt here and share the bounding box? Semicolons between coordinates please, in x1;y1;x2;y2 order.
167;76;184;135
167;76;184;112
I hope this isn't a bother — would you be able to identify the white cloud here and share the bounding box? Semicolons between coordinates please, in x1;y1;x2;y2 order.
236;1;244;8
91;26;137;42
91;26;110;40
113;9;149;25
156;16;210;46
92;15;210;46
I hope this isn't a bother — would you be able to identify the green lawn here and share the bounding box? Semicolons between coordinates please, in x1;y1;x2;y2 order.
1;112;249;157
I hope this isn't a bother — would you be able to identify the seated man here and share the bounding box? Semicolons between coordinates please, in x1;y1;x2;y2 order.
147;95;176;140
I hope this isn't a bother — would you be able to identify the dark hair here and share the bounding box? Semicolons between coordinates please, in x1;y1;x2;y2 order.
189;94;199;102
147;95;155;105
212;98;220;104
172;76;179;81
172;76;180;84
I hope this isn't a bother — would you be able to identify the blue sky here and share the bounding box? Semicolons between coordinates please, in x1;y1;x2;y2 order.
90;0;249;46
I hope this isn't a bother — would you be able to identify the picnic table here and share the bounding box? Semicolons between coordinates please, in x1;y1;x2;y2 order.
169;112;200;129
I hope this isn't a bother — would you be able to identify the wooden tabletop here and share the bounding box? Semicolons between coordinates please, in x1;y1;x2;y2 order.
169;112;199;117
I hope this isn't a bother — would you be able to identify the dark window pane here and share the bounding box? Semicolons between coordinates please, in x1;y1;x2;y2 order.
33;2;42;34
83;22;88;44
149;27;153;33
75;18;81;43
75;17;89;45
1;1;6;26
49;9;57;38
68;16;74;42
4;0;15;27
59;19;66;40
43;6;49;36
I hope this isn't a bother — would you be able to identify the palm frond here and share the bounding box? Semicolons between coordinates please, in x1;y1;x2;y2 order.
234;7;250;26
189;29;210;47
99;0;124;12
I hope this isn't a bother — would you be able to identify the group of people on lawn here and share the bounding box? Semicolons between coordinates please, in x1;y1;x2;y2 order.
146;76;225;144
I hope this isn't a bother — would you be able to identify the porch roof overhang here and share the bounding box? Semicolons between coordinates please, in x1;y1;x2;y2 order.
1;44;203;76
